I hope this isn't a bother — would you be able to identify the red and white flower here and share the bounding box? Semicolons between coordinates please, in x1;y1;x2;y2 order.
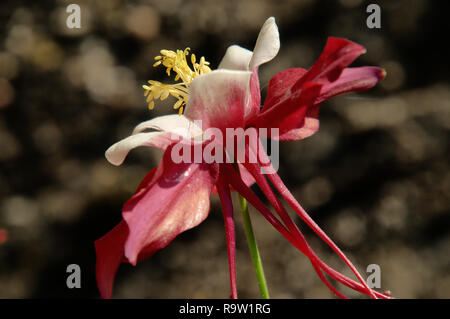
96;17;389;299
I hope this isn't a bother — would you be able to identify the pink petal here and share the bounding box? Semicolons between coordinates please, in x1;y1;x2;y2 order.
238;163;256;187
184;70;252;133
216;173;238;299
256;68;319;141
250;81;322;137
274;106;320;141
262;67;384;141
95;221;129;299
294;37;367;88
315;66;386;104
95;168;158;299
261;67;308;112
251;38;374;139
123;145;219;265
218;52;260;123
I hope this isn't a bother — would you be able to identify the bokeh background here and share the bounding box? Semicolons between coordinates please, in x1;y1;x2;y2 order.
0;0;449;298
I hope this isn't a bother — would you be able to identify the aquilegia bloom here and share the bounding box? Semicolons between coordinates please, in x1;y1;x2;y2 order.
95;17;389;299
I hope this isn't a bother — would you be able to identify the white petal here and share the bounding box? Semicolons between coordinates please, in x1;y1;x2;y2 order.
105;132;170;166
106;115;202;166
184;69;252;130
132;114;202;136
218;45;253;70
249;17;280;70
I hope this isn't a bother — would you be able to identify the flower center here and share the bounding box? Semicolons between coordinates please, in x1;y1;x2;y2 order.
143;48;211;115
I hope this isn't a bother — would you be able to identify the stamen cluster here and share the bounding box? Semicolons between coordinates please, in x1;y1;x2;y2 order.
143;48;211;115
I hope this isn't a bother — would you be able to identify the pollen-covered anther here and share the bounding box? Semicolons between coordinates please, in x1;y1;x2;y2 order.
143;48;211;115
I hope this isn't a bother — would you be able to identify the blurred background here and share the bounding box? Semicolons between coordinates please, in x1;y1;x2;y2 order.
0;0;449;298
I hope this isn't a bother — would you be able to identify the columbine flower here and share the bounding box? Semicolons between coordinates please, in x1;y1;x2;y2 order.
96;17;389;299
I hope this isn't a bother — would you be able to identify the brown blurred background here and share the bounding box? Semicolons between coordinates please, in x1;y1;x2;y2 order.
0;0;449;298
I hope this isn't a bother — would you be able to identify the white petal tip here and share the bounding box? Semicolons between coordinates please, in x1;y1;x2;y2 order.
218;45;253;70
105;146;124;166
249;17;280;70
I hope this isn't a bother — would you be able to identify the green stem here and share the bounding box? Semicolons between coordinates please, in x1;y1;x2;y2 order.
238;194;270;299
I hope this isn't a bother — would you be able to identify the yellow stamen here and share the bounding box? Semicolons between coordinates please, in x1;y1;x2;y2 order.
143;48;211;115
